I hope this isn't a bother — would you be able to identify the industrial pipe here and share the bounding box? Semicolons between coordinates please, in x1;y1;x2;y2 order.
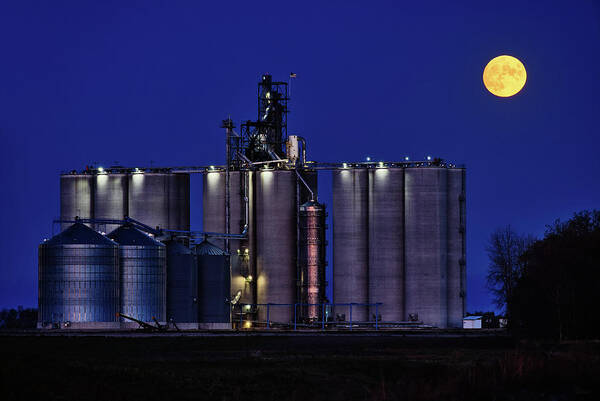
296;136;307;165
250;159;289;166
163;225;248;239
295;170;314;201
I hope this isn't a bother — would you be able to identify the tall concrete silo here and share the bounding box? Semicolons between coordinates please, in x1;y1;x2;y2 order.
332;168;369;322
203;170;254;308
202;171;226;247
446;168;466;327
108;224;167;325
244;171;256;306
368;167;404;322
202;171;249;250
60;174;93;230
229;171;254;308
404;167;448;327
94;173;128;233
203;167;317;325
38;222;120;329
128;172;190;231
255;169;297;324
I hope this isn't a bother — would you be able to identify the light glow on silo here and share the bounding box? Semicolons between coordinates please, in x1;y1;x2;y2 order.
131;171;144;188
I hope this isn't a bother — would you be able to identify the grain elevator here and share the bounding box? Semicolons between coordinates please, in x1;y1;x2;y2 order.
39;74;466;330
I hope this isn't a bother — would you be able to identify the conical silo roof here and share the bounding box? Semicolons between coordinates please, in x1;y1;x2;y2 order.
300;200;324;210
44;222;117;246
165;239;194;255
195;240;227;256
108;224;164;246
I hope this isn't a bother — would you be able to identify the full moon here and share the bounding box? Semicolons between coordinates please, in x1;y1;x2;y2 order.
483;55;527;97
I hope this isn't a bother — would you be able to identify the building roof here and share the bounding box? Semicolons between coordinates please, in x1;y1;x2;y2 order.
44;222;117;246
165;239;194;255
464;316;483;320
107;224;164;247
195;240;227;256
300;200;321;208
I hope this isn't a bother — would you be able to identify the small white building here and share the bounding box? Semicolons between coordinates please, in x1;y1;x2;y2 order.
463;315;483;329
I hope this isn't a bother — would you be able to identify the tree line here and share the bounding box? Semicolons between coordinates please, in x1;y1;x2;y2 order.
0;307;37;329
487;210;600;340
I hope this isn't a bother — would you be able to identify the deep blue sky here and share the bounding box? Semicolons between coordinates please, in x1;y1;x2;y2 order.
1;1;599;312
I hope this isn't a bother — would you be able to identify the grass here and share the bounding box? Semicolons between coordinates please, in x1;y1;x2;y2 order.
0;333;598;400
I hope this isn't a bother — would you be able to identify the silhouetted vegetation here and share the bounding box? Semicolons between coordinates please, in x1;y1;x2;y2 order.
489;211;600;340
486;226;534;317
510;210;600;340
1;334;599;401
0;307;37;329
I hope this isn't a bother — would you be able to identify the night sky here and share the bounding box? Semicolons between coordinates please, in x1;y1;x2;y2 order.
1;1;599;312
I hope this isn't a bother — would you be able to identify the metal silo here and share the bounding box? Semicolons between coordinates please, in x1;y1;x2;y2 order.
38;222;120;329
94;173;128;233
299;200;327;321
165;239;198;328
196;240;231;329
108;224;166;325
256;169;297;324
332;168;369;322
368;167;404;322
60;174;93;231
404;167;448;328
128;172;190;231
446;168;466;327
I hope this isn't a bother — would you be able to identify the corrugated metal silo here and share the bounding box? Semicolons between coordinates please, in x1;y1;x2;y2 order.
60;174;93;230
38;222;120;329
299;200;327;321
128;172;190;231
108;224;166;324
404;167;448;327
256;169;297;324
446;168;466;327
332;168;369;322
196;240;231;329
368;167;404;322
94;173;128;233
165;239;198;328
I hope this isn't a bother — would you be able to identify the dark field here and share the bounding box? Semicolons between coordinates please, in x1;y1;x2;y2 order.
1;331;599;401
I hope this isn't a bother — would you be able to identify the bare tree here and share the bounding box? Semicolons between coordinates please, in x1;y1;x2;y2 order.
486;226;534;315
